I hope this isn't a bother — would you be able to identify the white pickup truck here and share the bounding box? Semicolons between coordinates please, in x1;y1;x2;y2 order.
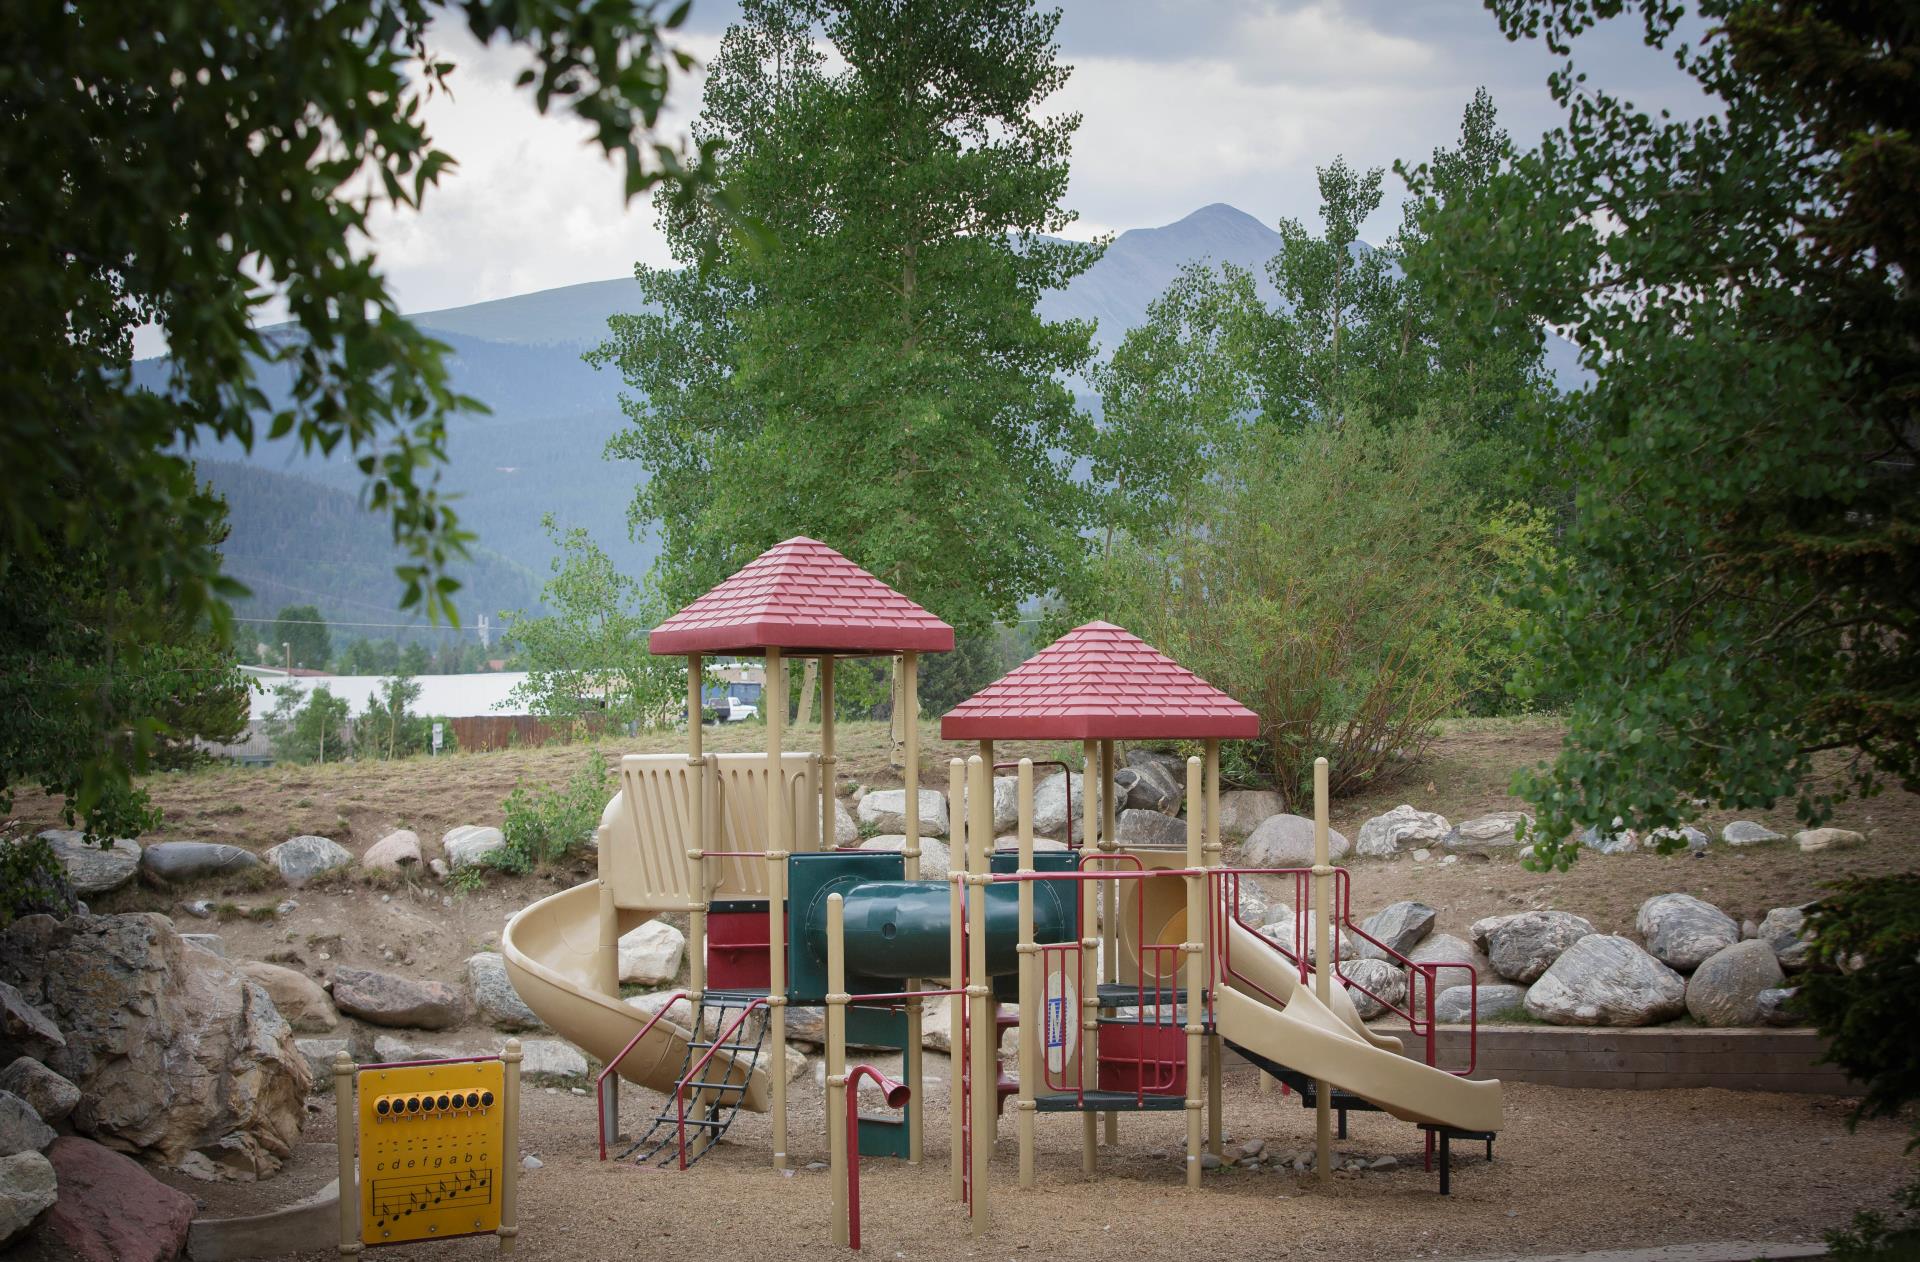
707;697;759;724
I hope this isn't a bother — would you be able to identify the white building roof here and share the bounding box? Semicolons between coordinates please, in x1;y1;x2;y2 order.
246;672;533;721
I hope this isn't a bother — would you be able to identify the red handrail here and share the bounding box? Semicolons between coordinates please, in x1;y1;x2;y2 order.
594;991;689;1161
844;1065;910;1251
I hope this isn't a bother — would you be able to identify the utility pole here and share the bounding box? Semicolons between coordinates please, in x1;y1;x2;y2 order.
283;642;291;673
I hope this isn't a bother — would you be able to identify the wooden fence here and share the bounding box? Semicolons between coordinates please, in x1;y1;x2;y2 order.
448;714;614;752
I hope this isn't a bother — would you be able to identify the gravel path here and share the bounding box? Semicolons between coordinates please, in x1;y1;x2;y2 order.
176;1062;1908;1262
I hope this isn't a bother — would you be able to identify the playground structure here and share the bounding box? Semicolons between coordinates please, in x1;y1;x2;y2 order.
499;537;1504;1245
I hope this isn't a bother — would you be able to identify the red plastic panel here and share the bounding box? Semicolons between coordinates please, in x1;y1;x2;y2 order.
1097;1020;1187;1096
707;906;775;991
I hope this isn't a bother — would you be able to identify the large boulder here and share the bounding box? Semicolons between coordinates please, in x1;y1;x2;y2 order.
991;777;1019;833
1722;820;1785;846
44;1136;194;1262
34;832;140;896
1336;959;1406;1021
1119;752;1184;814
1408;933;1494;1009
618;921;686;987
466;953;541;1030
238;962;339;1034
0;913;309;1177
263;835;353;886
1241;814;1351;867
138;842;260;883
1355;805;1450;858
1525;934;1686;1026
1218;790;1286;842
1645;825;1711;853
0;1149;56;1249
0;1091;54;1156
1258;907;1353;965
1686;940;1785;1027
1353;901;1436;960
361;830;423;872
0;1060;79;1126
1031;771;1084;841
856;789;949;838
1468;914;1517;953
1433;983;1528;1024
1116;809;1187;847
441;826;507;870
331;967;468;1030
0;980;65;1065
1482;911;1595;983
1758;905;1814;972
832;798;859;846
517;1039;588;1083
1794;827;1863;853
858;836;951;881
1443;812;1532;853
294;1038;350;1082
1635;894;1739;972
1579;820;1639;855
1756;987;1802;1027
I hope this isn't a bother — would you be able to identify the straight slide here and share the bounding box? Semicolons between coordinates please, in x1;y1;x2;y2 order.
1217;917;1501;1134
501;881;771;1112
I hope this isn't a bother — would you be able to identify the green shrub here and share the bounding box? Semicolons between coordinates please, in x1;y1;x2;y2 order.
494;749;611;873
0;834;77;927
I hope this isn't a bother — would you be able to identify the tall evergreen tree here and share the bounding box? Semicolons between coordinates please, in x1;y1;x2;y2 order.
596;0;1103;632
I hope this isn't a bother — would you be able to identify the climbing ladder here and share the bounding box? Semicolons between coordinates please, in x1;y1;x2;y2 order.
617;989;770;1169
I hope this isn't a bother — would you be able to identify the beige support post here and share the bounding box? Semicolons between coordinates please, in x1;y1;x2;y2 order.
948;757;967;1204
499;1038;522;1254
766;646;788;1171
900;652;923;1162
334;1053;359;1257
1205;738;1224;1159
1015;758;1037;1189
796;658;819;731
966;756;992;1237
1079;739;1099;1172
1183;756;1205;1190
1099;739;1118;1148
826;893;850;1248
595;880;620;999
1312;755;1333;1185
819;657;837;848
687;656;707;1008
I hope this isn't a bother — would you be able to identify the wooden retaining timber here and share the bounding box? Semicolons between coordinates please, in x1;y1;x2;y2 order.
1432;1026;1856;1094
1227;1025;1856;1094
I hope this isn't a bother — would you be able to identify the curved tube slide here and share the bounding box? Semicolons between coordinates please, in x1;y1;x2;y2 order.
501;881;771;1113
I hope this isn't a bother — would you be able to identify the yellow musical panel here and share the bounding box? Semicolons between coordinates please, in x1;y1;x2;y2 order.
356;1060;505;1247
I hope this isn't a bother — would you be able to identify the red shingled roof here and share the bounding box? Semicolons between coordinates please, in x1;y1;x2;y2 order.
939;622;1260;740
648;537;955;656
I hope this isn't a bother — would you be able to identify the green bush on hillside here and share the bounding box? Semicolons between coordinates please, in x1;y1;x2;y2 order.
494;750;612;873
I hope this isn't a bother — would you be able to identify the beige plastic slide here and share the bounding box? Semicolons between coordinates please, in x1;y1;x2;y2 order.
1218;917;1502;1133
501;880;771;1112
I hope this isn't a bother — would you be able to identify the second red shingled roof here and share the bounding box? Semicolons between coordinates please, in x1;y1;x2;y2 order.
648;537;955;657
939;621;1260;740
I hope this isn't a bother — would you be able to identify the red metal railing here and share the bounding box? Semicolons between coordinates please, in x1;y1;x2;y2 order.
595;991;688;1161
1206;866;1481;1076
844;1065;910;1250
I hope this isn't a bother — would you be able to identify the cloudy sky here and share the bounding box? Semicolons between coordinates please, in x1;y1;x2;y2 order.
369;0;1709;318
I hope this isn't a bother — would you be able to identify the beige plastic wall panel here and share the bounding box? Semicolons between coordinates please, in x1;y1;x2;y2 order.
609;755;698;912
605;753;821;910
708;753;819;899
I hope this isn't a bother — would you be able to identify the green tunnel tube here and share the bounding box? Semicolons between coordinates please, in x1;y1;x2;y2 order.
797;878;1076;982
